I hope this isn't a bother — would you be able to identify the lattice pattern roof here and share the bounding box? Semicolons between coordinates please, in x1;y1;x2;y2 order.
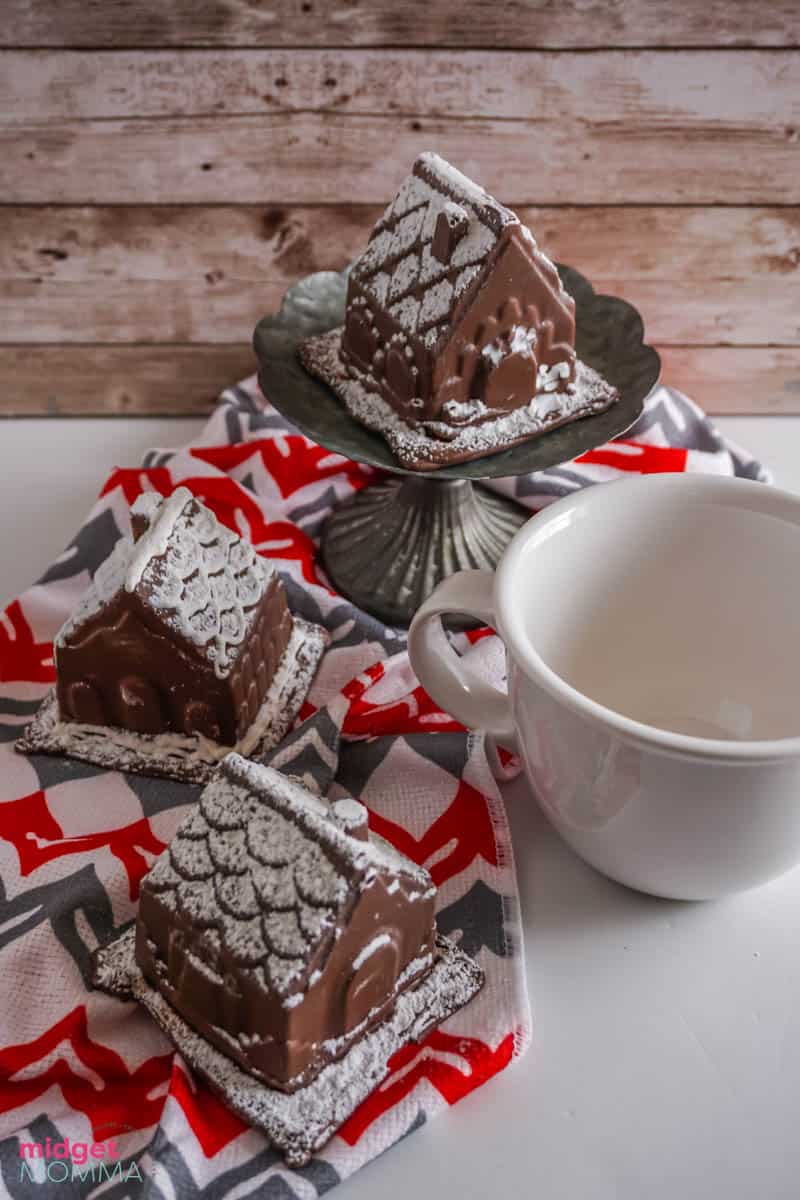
56;488;274;679
350;152;519;350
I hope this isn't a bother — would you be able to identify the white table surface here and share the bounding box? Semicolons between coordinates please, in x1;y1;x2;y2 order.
2;414;800;1200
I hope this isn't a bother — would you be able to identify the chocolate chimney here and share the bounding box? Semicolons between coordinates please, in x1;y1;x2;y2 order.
130;491;162;542
432;202;469;264
331;796;369;841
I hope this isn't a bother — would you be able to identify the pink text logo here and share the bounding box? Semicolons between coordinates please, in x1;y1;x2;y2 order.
18;1137;143;1185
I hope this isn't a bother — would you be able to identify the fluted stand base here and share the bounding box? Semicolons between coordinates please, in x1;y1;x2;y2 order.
320;476;528;627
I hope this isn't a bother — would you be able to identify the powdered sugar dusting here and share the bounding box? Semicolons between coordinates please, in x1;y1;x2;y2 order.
141;753;433;997
126;487;194;591
351;153;517;353
18;617;328;784
136;490;274;678
93;928;483;1167
538;360;572;392
417;152;516;224
55;488;276;681
300;327;618;471
223;755;432;892
331;796;368;834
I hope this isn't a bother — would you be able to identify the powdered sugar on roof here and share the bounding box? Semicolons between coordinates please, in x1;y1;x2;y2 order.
143;754;433;999
350;152;519;351
223;755;431;890
416;152;517;229
55;488;276;679
55;536;132;650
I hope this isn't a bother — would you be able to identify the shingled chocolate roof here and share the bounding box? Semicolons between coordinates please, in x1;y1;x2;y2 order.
142;754;434;999
350;152;537;351
56;488;275;679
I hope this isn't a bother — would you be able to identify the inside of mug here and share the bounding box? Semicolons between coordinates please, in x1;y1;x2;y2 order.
517;485;800;741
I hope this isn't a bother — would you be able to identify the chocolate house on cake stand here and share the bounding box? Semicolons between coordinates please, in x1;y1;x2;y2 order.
254;266;660;627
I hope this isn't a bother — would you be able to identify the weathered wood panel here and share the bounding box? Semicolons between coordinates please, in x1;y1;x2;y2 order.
2;205;799;345
11;278;789;346
6;204;798;284
1;26;798;420
6;279;798;347
0;345;252;416
2;48;798;204
3;111;800;204
1;0;796;49
4;49;798;125
1;345;798;417
657;347;800;413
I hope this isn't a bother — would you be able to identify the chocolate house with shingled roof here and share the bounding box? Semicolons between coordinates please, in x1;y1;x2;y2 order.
341;151;578;437
135;754;437;1092
54;488;292;744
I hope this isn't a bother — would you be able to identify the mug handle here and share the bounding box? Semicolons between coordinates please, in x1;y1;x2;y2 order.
408;569;519;753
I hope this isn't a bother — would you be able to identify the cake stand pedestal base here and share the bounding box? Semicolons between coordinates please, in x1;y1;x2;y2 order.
320;476;528;627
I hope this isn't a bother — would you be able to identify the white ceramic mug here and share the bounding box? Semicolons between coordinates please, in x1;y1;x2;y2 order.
409;474;800;900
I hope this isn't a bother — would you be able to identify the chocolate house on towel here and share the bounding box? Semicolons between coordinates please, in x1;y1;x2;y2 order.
135;754;438;1092
341;151;577;436
54;488;292;745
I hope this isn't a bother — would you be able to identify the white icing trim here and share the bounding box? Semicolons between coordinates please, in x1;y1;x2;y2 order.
125;487;192;591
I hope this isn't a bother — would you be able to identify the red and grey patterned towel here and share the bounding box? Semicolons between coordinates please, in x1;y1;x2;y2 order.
0;379;765;1196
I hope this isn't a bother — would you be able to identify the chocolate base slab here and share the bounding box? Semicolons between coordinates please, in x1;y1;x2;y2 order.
299;327;618;472
16;617;328;784
93;927;484;1167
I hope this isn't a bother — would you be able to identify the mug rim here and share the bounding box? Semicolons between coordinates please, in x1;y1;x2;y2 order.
495;473;800;762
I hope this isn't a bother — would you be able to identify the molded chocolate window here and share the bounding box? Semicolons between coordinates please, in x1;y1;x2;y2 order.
65;679;106;725
117;674;164;734
344;934;401;1030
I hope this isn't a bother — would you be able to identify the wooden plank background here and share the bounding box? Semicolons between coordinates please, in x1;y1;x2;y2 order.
1;3;799;417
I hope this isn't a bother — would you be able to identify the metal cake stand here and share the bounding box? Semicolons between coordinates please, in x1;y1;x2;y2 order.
253;265;660;626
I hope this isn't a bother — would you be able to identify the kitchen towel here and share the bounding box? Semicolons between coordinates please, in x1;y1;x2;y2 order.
0;378;766;1196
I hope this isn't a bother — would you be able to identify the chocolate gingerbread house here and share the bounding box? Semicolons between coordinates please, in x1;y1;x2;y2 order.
135;754;437;1092
54;488;292;745
341;152;577;436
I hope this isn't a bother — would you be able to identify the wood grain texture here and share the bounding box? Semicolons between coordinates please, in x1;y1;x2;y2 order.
2;48;798;204
1;0;796;49
1;29;798;419
0;345;252;416
658;347;800;413
4;113;800;205
4;48;798;123
2;345;798;417
2;205;799;346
